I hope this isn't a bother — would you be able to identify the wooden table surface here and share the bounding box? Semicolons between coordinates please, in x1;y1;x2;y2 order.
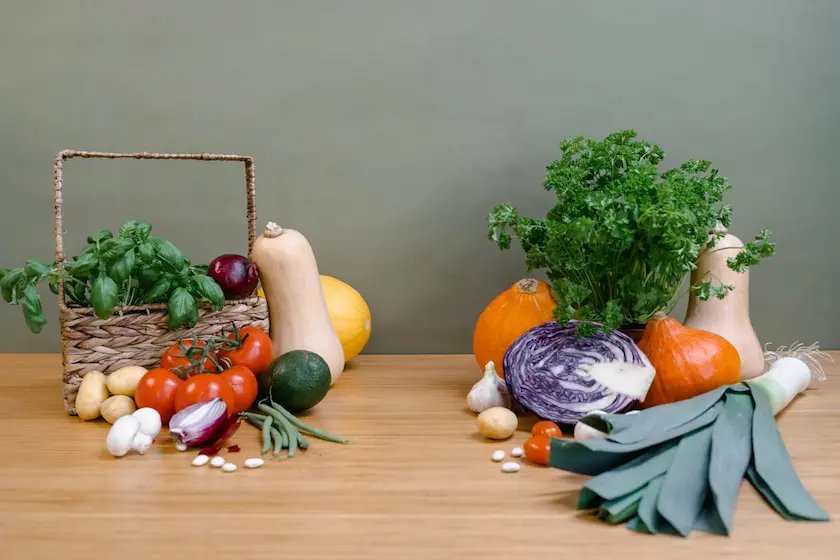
0;353;837;559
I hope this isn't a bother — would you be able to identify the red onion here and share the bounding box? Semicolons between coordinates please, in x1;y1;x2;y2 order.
168;398;228;447
208;254;259;299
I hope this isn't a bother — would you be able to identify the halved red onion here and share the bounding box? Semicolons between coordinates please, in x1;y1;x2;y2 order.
168;398;228;447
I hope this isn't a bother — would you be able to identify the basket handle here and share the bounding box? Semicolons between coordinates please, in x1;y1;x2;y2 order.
52;150;256;309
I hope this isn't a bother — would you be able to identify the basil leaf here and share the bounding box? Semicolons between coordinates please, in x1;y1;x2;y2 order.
65;281;88;305
66;252;99;279
137;242;156;264
137;265;161;289
167;287;197;330
99;238;135;261
135;221;152;241
14;276;29;304
91;273;119;319
87;230;113;244
48;277;59;295
191;264;209;275
119;220;139;238
24;259;51;278
190;274;225;310
21;282;47;334
142;276;172;303
152;238;186;273
0;268;7;282
1;269;25;303
108;248;136;284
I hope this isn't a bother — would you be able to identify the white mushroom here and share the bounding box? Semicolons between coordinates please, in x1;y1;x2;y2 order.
106;416;141;457
105;408;163;458
132;408;162;437
131;432;154;455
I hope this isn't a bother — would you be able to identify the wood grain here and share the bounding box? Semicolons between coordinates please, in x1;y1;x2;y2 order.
0;353;837;559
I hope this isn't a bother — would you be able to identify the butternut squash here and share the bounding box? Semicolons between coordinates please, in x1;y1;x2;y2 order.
684;224;765;380
251;222;345;385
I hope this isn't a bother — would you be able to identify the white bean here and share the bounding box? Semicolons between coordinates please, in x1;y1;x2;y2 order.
491;450;505;462
244;457;265;469
191;454;210;467
222;462;237;473
175;442;188;452
510;447;524;458
501;462;521;473
210;456;226;468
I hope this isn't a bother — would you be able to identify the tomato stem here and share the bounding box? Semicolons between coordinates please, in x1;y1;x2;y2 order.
167;323;247;378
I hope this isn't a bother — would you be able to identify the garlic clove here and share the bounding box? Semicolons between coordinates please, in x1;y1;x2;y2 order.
467;361;513;413
574;410;609;441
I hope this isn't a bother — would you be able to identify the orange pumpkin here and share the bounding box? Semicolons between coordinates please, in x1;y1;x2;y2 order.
473;278;556;378
639;312;741;408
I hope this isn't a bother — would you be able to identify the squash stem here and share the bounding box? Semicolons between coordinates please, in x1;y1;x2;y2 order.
264;222;285;238
516;278;539;294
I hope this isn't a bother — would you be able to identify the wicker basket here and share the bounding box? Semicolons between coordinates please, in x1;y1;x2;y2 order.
54;150;269;415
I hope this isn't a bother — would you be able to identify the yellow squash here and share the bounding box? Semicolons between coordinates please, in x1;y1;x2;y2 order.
258;275;371;363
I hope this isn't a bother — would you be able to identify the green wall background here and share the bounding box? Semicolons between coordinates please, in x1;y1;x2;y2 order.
1;0;838;354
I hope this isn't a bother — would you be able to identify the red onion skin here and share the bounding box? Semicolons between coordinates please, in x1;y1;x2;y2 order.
208;254;259;299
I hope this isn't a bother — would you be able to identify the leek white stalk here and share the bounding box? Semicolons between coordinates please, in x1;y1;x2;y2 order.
747;342;831;416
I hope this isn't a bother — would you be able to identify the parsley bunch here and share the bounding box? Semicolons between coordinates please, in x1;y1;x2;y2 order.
488;130;775;336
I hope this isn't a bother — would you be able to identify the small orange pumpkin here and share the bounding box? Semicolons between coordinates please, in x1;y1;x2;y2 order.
639;312;741;408
473;278;556;378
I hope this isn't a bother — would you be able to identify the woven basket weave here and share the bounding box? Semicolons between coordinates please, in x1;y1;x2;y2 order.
54;150;269;415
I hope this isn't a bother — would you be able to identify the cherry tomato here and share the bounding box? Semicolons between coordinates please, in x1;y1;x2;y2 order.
134;368;184;424
161;339;218;374
532;420;562;439
173;373;237;417
219;365;259;413
523;435;552;466
218;327;273;374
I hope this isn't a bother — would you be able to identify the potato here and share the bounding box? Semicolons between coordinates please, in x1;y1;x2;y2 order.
106;366;148;397
100;395;137;424
75;371;109;420
476;406;518;440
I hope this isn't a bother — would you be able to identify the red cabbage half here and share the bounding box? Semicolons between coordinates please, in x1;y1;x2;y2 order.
503;321;655;425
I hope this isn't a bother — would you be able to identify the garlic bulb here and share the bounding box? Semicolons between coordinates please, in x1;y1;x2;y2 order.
467;361;512;413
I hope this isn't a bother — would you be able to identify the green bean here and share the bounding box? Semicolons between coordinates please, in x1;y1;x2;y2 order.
258;403;299;458
268;402;350;444
279;428;289;449
279;415;298;458
296;431;310;450
241;411;268;425
242;414;265;431
261;416;273;455
270;427;284;457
